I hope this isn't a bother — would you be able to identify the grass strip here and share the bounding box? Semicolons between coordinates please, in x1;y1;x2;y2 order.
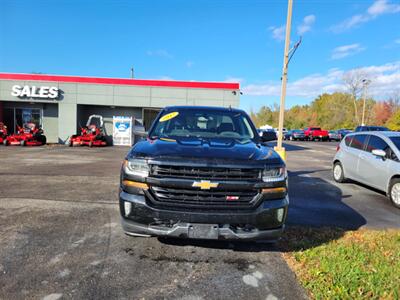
279;227;400;300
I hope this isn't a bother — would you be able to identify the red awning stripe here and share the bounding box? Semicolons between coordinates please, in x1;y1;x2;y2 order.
0;73;239;90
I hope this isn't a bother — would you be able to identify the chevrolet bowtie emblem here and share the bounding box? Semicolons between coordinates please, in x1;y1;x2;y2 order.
192;180;219;190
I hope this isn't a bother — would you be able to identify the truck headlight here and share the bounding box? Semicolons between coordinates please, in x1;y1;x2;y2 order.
124;159;149;177
262;167;286;182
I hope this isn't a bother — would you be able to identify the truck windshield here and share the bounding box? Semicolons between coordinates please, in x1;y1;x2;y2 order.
150;109;255;141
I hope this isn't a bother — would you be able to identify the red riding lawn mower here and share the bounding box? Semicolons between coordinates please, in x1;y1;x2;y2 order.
4;123;47;146
0;122;8;144
69;115;108;147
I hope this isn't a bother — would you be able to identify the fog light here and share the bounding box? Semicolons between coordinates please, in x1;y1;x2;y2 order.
124;201;132;217
261;187;287;194
277;208;284;222
122;180;149;190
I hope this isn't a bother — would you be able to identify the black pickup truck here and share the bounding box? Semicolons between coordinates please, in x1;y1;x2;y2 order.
119;106;288;241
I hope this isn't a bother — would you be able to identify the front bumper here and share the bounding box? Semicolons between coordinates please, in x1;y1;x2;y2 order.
120;191;288;241
293;135;305;139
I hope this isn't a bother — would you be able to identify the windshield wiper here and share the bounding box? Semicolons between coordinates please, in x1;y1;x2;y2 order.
234;138;251;144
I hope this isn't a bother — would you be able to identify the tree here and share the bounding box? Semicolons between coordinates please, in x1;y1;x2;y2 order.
250;92;376;130
250;105;274;127
387;91;400;112
386;109;400;131
342;70;369;124
374;101;393;126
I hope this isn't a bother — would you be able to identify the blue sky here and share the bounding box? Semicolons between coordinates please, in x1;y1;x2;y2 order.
0;0;399;112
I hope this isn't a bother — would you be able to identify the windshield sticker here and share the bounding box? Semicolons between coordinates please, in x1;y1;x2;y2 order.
160;137;176;142
159;112;179;122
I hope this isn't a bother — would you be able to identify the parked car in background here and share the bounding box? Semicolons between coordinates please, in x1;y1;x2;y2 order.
274;128;288;135
259;129;278;143
337;129;352;140
304;127;330;141
258;128;277;139
328;130;341;141
284;129;306;141
333;131;400;209
355;126;389;132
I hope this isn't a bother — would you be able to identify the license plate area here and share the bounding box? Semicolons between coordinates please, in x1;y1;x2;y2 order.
188;224;219;239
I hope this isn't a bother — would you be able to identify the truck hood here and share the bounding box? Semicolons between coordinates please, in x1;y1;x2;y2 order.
128;137;282;164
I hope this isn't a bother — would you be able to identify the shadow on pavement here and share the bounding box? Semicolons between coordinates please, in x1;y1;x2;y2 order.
283;142;310;152
264;141;310;152
158;169;366;252
158;237;279;252
287;170;366;229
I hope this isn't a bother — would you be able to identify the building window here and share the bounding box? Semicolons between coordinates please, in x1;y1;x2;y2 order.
4;108;42;134
15;108;41;128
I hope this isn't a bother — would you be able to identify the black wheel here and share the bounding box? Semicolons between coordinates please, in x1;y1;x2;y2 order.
388;178;400;209
289;136;293;141
21;140;26;146
41;135;47;145
69;135;77;147
333;162;346;183
3;139;9;146
89;141;93;147
102;136;108;146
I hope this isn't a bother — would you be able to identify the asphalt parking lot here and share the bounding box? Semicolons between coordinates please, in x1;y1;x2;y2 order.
1;142;399;300
285;141;400;229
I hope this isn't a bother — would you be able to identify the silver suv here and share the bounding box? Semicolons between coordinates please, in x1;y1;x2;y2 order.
333;131;400;208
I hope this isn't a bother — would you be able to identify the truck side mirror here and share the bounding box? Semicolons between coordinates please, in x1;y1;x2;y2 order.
261;131;277;142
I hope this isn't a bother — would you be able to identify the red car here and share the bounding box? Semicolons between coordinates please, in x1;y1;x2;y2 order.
4;123;47;146
304;127;330;141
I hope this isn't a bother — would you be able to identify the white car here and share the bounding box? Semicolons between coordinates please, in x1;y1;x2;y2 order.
333;131;400;208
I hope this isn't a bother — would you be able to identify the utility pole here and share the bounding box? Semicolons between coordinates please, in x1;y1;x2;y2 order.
361;79;371;126
275;0;294;161
130;67;134;79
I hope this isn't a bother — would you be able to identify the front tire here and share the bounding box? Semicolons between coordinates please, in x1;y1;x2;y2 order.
388;179;400;209
333;162;346;183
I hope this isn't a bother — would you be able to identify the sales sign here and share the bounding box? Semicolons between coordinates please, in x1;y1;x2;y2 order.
11;85;59;99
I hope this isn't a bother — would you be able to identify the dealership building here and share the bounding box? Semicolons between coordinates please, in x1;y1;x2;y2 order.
0;73;240;144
